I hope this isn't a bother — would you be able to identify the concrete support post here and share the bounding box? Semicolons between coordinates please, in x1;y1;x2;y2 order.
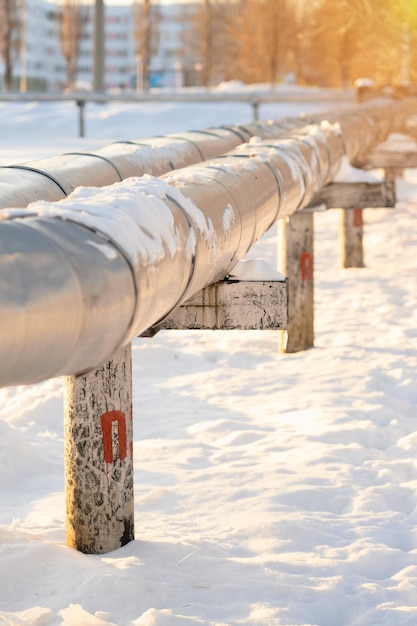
64;343;134;554
340;208;364;268
278;211;314;353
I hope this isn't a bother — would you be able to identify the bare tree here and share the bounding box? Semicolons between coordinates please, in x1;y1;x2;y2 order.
181;0;414;89
219;0;265;84
0;0;22;91
59;0;87;89
180;0;236;87
219;0;297;86
181;0;213;87
133;0;160;91
201;0;213;87
305;0;399;87
265;0;280;86
386;0;417;83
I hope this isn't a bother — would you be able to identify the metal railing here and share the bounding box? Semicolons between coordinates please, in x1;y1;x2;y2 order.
0;88;355;136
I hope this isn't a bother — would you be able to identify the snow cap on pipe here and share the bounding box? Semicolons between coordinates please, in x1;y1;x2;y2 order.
200;156;281;246
240;119;301;138
162;166;246;290
233;139;307;215
163;153;281;281
93;137;203;178
275;127;333;194
0;175;224;344
307;121;346;183
312;98;416;164
236;133;325;207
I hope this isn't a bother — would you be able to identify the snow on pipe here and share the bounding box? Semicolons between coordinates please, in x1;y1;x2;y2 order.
240;96;416;163
0;98;415;389
1;97;413;211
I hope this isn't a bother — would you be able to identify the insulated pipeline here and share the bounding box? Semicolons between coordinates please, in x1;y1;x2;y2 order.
1;98;414;210
0;99;415;388
0;130;244;209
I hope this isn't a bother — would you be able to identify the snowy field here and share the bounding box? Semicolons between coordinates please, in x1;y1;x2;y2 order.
0;90;417;626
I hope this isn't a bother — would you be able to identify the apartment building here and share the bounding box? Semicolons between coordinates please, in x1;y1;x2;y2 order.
3;0;194;91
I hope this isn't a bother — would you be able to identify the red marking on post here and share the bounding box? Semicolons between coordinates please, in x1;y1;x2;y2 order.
353;209;363;228
300;252;313;281
130;408;133;457
100;411;127;463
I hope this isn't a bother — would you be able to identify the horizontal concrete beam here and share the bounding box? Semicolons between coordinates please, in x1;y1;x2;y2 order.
306;177;395;210
144;278;288;333
364;149;417;169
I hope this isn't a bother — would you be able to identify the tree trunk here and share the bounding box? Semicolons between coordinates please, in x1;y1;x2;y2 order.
202;0;212;87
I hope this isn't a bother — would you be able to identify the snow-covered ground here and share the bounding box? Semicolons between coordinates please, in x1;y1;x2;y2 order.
0;90;416;626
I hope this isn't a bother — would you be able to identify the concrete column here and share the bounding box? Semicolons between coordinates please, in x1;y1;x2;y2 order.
278;211;314;353
340;208;364;268
64;343;134;554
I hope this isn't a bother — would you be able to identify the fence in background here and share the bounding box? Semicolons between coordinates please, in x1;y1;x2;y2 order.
0;88;354;136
